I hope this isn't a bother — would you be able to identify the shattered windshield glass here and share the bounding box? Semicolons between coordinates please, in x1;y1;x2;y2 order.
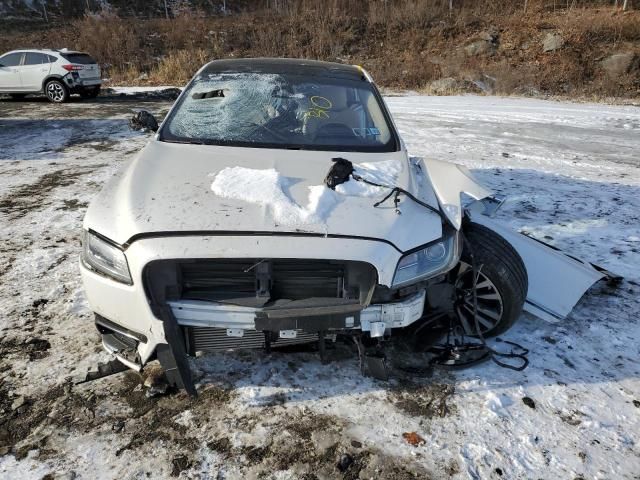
161;72;396;152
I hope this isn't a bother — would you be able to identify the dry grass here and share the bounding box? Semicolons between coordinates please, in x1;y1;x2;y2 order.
0;0;638;97
150;49;212;85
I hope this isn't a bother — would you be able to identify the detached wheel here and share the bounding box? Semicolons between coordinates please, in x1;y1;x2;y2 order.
454;222;528;337
45;80;69;103
80;87;100;99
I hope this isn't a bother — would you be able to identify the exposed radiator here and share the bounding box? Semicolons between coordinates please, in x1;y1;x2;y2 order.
189;327;318;352
180;259;346;303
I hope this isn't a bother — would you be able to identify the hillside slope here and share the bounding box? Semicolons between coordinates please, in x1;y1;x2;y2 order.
0;0;638;98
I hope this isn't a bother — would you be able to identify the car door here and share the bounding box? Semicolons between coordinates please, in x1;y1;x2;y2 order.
20;52;54;91
0;52;24;91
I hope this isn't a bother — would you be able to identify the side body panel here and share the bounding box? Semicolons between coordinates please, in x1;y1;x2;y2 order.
20;58;52;90
421;157;611;322
469;207;607;322
0;52;24;90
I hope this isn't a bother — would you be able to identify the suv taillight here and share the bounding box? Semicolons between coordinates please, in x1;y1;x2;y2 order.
62;64;83;71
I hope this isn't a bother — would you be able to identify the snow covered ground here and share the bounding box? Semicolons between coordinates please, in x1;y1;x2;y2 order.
0;94;639;479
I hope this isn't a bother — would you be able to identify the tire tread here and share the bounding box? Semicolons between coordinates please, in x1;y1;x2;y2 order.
461;221;528;336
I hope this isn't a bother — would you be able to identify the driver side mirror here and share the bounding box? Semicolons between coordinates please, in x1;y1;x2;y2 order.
129;110;159;132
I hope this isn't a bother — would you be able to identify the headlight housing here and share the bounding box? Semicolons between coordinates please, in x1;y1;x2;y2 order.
392;234;459;288
81;230;132;285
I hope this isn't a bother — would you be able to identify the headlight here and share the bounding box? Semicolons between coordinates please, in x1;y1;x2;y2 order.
392;234;459;287
81;230;132;285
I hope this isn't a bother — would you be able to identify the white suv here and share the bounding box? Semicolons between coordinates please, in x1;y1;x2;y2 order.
0;48;101;103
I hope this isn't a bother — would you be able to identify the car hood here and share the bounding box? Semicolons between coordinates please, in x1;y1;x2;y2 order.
84;140;442;252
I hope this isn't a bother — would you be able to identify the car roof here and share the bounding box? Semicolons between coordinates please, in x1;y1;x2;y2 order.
199;58;370;82
2;48;85;55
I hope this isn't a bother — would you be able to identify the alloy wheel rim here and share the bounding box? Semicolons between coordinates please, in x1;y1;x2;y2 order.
47;83;64;102
454;262;504;335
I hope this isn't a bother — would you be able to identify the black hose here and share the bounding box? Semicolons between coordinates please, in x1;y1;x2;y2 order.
352;174;445;220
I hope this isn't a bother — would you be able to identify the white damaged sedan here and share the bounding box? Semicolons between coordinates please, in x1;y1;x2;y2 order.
80;59;618;393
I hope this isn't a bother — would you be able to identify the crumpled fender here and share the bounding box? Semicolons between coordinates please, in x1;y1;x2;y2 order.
467;204;620;322
416;158;620;322
418;158;492;229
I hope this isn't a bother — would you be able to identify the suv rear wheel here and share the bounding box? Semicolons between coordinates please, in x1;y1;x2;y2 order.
45;80;69;103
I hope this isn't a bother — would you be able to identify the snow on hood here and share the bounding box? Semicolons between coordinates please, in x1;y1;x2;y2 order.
336;159;403;197
210;166;340;227
209;160;402;228
84;141;443;251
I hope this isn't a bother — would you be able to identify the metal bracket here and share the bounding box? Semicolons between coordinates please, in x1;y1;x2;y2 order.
352;335;389;381
481;194;507;217
156;305;196;397
75;358;128;385
364;353;389;380
279;330;297;339
255;260;272;301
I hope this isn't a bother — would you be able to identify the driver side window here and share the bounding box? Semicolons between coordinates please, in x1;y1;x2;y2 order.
0;53;24;67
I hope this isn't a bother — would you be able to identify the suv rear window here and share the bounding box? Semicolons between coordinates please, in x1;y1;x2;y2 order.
61;53;96;65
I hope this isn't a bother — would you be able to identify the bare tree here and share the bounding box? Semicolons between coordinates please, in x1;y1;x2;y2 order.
613;0;631;9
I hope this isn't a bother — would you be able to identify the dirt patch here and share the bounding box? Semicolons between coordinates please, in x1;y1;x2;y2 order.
207;436;232;456
0;254;16;280
64;136;121;152
114;379;234;457
0;238;32;280
389;380;456;418
170;454;192;477
224;410;432;478
0;368;211;462
0;336;51;361
57;199;89;211
558;410;585;426
0;381;69;459
46;253;70;271
0;165;106;219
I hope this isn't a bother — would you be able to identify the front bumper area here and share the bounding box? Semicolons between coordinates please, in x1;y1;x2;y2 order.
169;290;425;335
80;235;438;393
